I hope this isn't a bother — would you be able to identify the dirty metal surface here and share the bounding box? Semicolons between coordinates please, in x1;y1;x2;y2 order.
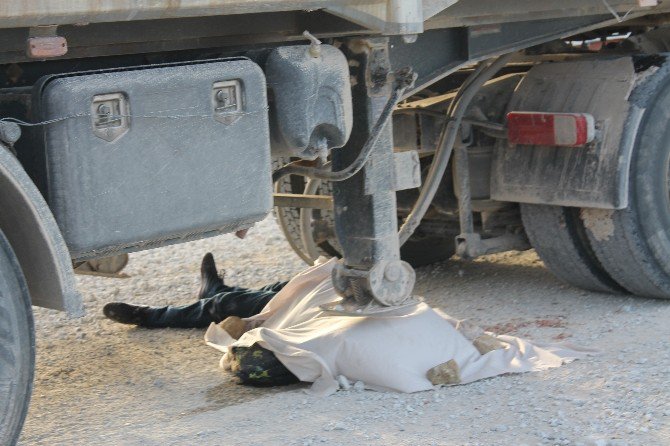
332;38;400;269
0;0;454;32
491;57;638;209
0;1;361;28
35;58;272;260
0;143;82;314
3;0;668;34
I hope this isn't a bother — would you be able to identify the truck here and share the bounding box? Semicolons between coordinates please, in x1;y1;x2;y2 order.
3;1;670;443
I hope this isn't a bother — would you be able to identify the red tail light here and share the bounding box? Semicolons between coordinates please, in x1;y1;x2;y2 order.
507;112;595;147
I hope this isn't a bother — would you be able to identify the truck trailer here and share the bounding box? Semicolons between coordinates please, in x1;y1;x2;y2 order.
3;1;670;443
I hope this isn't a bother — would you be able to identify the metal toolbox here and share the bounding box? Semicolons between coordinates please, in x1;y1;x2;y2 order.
34;58;271;260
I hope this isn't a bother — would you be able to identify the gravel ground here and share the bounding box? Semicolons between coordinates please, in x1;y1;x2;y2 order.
19;216;670;446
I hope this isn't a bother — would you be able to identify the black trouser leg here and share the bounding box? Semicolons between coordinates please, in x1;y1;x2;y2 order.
141;282;288;329
259;281;289;293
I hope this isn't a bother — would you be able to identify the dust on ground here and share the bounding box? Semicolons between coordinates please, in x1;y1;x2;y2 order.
20;217;670;446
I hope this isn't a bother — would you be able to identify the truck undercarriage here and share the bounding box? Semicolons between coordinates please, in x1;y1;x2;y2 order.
4;0;670;443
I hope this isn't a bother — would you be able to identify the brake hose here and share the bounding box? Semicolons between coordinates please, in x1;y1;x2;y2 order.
398;53;514;246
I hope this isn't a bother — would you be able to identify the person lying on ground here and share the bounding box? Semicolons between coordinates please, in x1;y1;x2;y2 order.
103;253;587;392
102;253;287;329
103;253;297;386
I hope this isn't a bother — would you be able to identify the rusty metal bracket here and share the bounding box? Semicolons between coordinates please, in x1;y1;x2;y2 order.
273;193;333;210
329;37;418;311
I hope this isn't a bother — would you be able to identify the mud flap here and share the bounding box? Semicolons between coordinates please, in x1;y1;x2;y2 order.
490;56;651;209
0;144;82;315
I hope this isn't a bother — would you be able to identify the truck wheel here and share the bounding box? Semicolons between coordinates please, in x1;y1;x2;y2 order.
0;229;35;446
579;71;670;298
399;232;456;267
520;204;623;293
274;160;456;267
274;163;342;264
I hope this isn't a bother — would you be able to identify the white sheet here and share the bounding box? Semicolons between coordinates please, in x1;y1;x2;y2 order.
205;258;592;395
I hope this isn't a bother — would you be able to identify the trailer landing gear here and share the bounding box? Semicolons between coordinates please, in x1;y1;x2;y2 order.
329;38;417;311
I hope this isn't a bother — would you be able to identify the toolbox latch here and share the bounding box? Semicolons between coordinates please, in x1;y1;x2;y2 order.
91;93;129;142
212;80;243;124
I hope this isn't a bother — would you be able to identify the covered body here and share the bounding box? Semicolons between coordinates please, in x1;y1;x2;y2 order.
206;259;589;394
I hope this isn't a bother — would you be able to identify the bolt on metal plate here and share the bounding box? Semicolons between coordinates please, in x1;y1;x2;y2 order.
212;80;243;124
91;93;129;142
27;36;68;59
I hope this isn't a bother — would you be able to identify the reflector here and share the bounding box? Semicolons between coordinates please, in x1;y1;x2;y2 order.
507;112;595;147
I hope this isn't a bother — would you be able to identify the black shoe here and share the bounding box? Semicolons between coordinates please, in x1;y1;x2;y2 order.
198;252;225;300
103;302;151;326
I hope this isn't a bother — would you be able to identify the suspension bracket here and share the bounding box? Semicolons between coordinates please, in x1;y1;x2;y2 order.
328;37;417;311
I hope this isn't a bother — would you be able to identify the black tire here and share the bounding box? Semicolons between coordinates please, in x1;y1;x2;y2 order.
0;229;35;446
273;157;341;263
579;65;670;298
400;233;456;267
521;204;623;293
